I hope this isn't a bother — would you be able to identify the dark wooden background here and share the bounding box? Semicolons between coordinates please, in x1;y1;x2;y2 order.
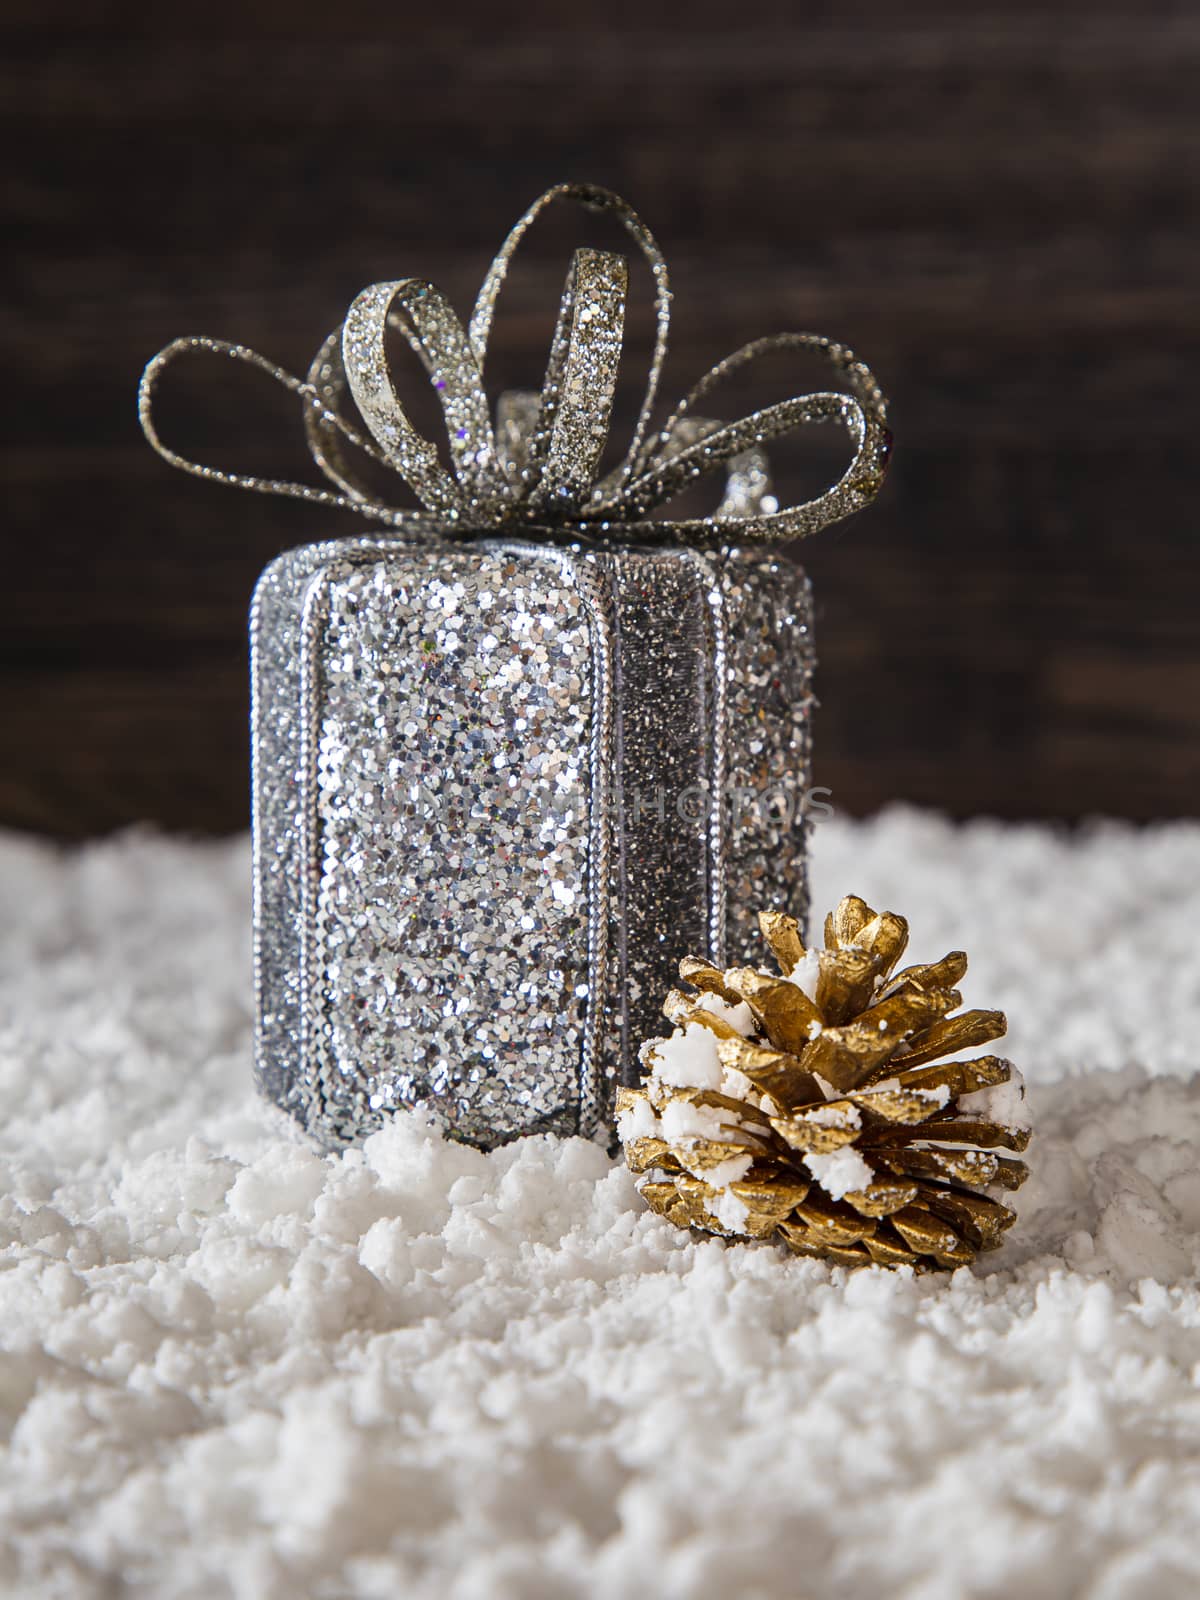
5;2;1198;836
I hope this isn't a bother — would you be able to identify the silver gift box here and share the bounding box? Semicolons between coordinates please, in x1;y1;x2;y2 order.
252;534;816;1149
141;184;889;1151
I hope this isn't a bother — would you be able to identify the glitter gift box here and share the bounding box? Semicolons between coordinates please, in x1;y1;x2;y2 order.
251;536;816;1148
140;182;889;1149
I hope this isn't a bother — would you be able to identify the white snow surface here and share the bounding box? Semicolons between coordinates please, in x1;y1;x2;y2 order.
3;808;1200;1599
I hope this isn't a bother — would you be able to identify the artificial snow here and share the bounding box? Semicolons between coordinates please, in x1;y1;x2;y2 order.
866;1075;950;1104
3;809;1200;1598
803;1146;874;1201
708;1187;751;1235
657;1097;738;1147
641;1021;722;1091
613;1095;656;1145
655;1099;753;1188
804;1101;863;1129
641;1009;763;1128
960;1064;1032;1131
695;991;755;1036
786;947;823;1001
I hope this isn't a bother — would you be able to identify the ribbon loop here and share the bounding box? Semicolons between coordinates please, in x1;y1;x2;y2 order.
140;185;891;543
522;248;627;518
468;183;673;499
139;337;417;526
303;330;385;506
343;280;498;521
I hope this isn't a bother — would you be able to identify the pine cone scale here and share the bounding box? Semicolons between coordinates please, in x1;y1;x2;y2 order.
892;1009;1008;1070
769;1110;862;1157
728;971;822;1053
758;910;805;974
891;1054;1013;1097
884;950;969;996
825;894;874;949
842;1179;919;1218
914;1116;1032;1153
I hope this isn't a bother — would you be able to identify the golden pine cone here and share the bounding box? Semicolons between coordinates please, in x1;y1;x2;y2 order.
616;894;1031;1270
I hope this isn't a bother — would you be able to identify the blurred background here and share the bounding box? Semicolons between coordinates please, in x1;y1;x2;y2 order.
5;1;1197;837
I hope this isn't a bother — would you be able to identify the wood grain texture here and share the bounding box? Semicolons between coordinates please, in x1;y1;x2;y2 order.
4;3;1198;835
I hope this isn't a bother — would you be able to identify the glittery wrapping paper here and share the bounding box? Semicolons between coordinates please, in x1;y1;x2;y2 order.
252;537;815;1150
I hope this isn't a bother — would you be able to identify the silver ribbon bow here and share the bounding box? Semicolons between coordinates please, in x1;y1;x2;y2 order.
139;182;891;543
